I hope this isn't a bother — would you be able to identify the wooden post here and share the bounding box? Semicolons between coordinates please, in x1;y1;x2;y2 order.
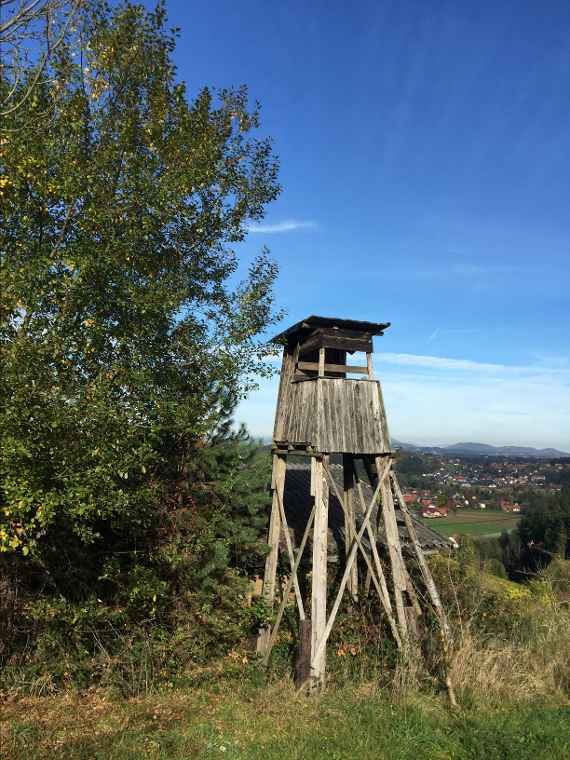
366;352;374;379
311;464;389;668
262;491;319;666
295;619;312;689
310;455;329;689
354;473;402;649
256;453;285;655
375;456;409;645
342;454;358;601
322;460;401;649
274;476;306;619
318;347;325;377
390;472;457;706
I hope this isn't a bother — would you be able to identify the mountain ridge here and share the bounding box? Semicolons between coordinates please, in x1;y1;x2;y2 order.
392;439;569;458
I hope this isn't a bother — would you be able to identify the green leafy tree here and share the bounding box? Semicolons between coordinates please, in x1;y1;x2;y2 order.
519;488;570;561
0;0;281;568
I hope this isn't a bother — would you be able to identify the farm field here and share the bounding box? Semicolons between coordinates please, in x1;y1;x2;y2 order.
419;508;520;537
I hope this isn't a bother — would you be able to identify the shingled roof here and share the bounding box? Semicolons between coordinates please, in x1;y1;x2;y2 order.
270;315;391;345
282;462;452;559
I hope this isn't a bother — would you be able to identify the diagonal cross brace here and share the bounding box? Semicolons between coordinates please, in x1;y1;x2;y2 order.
322;460;402;649
262;491;319;666
312;459;392;667
353;472;402;648
274;481;306;619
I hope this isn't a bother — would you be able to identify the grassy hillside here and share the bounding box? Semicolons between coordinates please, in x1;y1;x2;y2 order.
2;678;570;759
3;529;569;759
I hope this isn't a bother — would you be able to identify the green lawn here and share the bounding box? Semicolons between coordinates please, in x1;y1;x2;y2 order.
2;680;569;759
419;509;520;538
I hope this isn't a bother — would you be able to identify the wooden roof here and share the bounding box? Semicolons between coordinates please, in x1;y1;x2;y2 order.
271;315;391;345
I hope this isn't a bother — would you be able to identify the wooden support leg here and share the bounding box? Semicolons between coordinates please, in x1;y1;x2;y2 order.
311;463;390;669
257;453;286;656
295;619;312;689
342;454;358;602
391;472;457;707
274;475;306;620
323;460;402;649
310;455;329;690
262;490;319;666
374;457;410;646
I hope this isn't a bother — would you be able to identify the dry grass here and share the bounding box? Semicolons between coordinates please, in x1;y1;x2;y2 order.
2;674;570;759
3;558;570;757
449;607;570;703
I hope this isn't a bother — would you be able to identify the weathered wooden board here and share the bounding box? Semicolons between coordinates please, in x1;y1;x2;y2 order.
311;456;328;686
298;328;373;356
297;361;368;375
274;378;391;454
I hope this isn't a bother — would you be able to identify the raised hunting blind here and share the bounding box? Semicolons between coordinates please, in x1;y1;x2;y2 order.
257;315;455;699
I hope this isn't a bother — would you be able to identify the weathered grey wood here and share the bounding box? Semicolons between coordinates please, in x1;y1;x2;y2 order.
264;317;453;702
295;619;312;689
273;461;305;620
375;456;409;645
390;472;457;705
256;453;284;655
276;378;390;454
310;456;328;688
342;454;358;601
391;473;449;632
322;460;401;648
273;344;300;442
318;347;325;377
310;455;317;497
324;347;347;379
298;328;373;356
376;381;391;449
272;349;290;442
312;461;390;668
354;472;402;649
297;361;369;375
262;489;319;665
271;315;389;345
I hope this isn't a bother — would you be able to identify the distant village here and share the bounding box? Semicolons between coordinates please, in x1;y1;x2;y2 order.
399;456;569;519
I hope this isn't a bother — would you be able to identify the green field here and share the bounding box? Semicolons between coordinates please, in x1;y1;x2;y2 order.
419;509;520;537
2;680;570;759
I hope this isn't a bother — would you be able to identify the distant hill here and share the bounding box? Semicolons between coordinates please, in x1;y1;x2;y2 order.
392;439;569;459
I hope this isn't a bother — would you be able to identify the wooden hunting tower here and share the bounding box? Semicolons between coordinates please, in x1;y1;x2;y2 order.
272;315;390;454
257;315;454;697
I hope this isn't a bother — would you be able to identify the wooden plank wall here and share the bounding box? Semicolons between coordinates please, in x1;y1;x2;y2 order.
277;378;391;454
273;346;297;441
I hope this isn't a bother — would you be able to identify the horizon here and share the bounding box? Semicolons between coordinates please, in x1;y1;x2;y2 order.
164;0;570;449
247;431;570;455
234;346;570;451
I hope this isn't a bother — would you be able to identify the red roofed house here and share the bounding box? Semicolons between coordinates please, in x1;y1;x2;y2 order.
500;499;521;513
422;506;449;519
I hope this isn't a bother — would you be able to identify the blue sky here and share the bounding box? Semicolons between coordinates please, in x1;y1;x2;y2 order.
165;0;570;449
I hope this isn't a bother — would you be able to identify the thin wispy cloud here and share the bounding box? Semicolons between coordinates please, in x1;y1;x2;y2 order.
379;352;570;378
427;327;479;343
245;219;317;234
362;261;527;282
237;351;570;449
452;263;524;276
375;351;570;449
